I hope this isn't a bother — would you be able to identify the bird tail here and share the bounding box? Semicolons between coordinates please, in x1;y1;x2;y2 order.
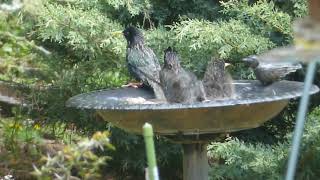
223;73;236;98
148;80;166;100
288;63;302;72
129;66;165;99
277;62;302;78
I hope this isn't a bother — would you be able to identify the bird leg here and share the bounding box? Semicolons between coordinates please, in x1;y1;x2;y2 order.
121;82;144;88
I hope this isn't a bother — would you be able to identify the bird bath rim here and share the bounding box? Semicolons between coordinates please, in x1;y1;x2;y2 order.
66;80;319;110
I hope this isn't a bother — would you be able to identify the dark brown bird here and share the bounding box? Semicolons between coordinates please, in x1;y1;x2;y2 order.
122;26;165;99
160;47;206;103
203;59;234;99
243;55;302;85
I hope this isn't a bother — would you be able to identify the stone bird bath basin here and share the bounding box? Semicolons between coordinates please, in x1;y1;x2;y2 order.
0;81;26;106
66;80;319;180
0;81;30;115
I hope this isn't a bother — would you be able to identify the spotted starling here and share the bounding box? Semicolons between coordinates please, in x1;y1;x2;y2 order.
160;47;206;103
122;26;165;99
243;55;302;85
203;59;234;99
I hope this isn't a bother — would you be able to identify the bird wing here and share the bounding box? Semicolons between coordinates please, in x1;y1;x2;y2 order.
126;47;161;84
127;46;165;99
258;62;302;78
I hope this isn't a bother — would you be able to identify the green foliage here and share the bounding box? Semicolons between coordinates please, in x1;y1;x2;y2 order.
289;0;308;17
171;19;274;58
105;0;151;17
209;139;287;180
32;131;114;180
35;2;125;60
95;0;221;26
145;0;220;25
208;107;320;180
108;128;182;179
0;115;42;179
0;33;50;84
0;115;42;156
221;0;292;43
273;0;308;18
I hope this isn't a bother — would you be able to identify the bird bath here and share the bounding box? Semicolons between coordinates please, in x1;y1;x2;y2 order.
0;81;30;115
0;81;26;105
66;80;319;180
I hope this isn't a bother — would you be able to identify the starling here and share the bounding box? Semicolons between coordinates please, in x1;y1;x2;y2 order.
203;59;234;99
243;55;302;85
160;47;206;103
122;26;165;99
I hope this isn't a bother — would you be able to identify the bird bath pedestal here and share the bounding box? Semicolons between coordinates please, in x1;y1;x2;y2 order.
66;80;319;180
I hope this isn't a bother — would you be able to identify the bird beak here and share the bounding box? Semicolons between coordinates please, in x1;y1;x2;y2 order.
243;55;257;62
225;63;232;67
242;58;249;62
111;31;123;37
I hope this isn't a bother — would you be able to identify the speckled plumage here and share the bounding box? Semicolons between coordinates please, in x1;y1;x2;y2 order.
202;59;234;99
160;47;206;103
123;26;165;99
243;55;302;85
